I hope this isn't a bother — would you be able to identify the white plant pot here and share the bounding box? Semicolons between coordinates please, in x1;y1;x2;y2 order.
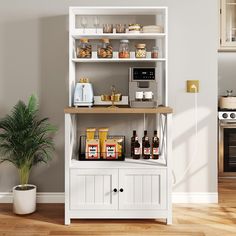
13;184;36;215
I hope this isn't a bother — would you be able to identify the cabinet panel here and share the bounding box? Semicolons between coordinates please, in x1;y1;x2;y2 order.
70;169;118;210
119;169;167;210
220;0;236;48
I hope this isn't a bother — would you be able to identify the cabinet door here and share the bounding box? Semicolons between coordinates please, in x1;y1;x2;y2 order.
119;169;167;210
221;0;236;47
70;169;118;210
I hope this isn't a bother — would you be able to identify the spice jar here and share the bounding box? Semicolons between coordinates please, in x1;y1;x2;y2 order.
151;46;159;58
77;38;92;58
135;44;146;58
119;40;130;58
116;24;126;33
97;38;113;58
103;24;113;33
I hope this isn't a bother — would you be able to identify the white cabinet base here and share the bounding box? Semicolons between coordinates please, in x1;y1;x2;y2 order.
65;167;171;225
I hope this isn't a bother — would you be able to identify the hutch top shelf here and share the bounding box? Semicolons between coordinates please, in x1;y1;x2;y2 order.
70;7;167;15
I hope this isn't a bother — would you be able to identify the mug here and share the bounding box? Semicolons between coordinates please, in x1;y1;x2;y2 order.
144;91;153;100
135;91;144;100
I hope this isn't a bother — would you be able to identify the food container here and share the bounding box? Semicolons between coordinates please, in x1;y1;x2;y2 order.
151;46;159;58
142;25;163;33
99;128;109;158
77;38;92;58
219;96;236;110
116;24;126;33
86;128;96;140
103;139;118;159
86;139;100;159
103;24;113;33
97;38;113;58
119;40;130;58
128;24;142;33
135;44;146;58
79;135;125;161
114;138;123;157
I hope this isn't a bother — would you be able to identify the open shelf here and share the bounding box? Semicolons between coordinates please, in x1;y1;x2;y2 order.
72;32;166;40
70;158;167;168
72;57;166;63
64;106;173;114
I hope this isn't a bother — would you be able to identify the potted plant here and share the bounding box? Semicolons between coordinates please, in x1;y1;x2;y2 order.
0;95;57;214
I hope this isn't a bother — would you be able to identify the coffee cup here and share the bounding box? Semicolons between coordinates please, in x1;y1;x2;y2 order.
135;91;144;100
144;91;153;100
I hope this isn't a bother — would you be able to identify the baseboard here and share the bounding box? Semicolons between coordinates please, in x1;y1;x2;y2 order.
0;192;65;203
172;192;218;203
0;192;218;204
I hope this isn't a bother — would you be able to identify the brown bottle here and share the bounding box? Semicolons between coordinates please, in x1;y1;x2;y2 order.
133;136;141;159
143;136;151;159
152;130;159;159
142;130;147;156
131;130;137;157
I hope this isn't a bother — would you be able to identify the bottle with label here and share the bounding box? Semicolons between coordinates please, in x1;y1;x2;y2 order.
131;130;137;157
133;136;141;159
143;136;151;159
152;130;159;159
142;130;148;155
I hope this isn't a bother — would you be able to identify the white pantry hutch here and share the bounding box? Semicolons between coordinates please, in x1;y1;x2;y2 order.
64;7;173;225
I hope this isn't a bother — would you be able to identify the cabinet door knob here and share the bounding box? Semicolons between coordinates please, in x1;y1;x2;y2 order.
119;188;124;192
113;188;118;192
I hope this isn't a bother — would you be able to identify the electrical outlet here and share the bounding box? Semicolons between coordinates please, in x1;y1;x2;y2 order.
186;80;199;93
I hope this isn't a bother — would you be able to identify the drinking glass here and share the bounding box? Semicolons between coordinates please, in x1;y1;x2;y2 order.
81;16;87;34
93;16;99;34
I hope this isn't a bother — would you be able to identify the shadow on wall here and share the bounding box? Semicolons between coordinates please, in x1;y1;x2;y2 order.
32;15;68;192
172;101;216;193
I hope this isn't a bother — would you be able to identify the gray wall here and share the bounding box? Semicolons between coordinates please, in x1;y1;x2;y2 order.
0;0;218;193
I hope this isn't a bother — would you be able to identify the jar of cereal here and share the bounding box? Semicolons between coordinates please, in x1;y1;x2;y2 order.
77;38;92;58
97;38;113;58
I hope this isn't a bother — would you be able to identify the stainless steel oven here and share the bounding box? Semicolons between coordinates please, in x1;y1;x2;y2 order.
219;111;236;177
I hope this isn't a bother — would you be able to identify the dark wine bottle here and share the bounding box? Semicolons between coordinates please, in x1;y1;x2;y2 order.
142;130;147;156
152;130;159;159
133;136;141;159
143;136;151;159
131;130;137;157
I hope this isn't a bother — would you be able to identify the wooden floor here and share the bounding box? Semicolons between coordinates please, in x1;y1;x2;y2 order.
0;179;236;236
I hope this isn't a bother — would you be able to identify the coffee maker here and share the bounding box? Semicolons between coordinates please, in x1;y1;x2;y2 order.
129;67;158;108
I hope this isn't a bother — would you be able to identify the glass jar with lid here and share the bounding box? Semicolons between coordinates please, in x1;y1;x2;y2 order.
119;40;130;58
97;38;113;58
151;46;159;58
77;38;92;58
135;44;146;58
